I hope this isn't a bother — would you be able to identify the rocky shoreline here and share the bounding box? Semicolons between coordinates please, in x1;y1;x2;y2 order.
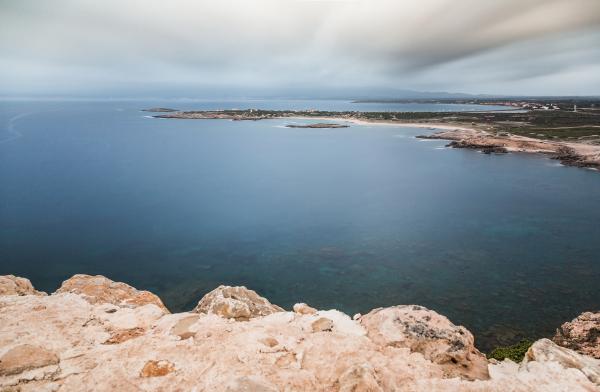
417;129;600;169
1;274;599;391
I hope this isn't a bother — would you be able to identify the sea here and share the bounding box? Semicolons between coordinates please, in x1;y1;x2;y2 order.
1;99;599;351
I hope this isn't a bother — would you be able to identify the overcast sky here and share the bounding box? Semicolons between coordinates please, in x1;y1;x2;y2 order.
1;0;600;98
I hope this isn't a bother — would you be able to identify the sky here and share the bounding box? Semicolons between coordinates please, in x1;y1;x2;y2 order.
1;0;600;98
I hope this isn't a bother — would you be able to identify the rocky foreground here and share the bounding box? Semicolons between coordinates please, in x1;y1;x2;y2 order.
1;275;599;391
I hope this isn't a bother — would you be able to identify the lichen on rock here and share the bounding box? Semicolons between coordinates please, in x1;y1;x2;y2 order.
360;305;489;380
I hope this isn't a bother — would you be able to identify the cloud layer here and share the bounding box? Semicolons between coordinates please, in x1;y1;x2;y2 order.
1;0;599;96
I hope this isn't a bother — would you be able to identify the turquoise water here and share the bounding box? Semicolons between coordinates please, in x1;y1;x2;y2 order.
1;100;599;351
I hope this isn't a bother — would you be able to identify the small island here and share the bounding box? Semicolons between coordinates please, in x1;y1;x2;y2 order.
142;107;179;113
286;123;349;129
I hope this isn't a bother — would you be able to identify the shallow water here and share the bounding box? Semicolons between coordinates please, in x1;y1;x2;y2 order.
1;100;599;351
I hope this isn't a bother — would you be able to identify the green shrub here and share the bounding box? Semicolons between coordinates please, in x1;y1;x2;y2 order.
487;339;533;362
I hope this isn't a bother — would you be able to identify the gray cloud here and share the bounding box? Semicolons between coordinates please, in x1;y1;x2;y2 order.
1;0;599;96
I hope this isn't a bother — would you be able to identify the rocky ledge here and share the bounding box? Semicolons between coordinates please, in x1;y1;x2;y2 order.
417;129;600;169
0;274;599;391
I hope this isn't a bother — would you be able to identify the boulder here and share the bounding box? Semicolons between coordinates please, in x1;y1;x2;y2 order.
360;305;489;380
293;303;317;315
193;285;283;321
55;274;168;312
311;317;334;332
0;345;59;376
553;311;600;359
0;275;46;296
524;338;600;386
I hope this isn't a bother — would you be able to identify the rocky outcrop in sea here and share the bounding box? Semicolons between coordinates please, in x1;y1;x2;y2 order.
0;274;599;391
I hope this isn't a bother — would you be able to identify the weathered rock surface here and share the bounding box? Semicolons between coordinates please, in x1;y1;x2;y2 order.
1;274;599;391
193;285;284;320
311;317;334;332
56;274;168;312
524;338;600;386
360;305;489;380
139;360;175;378
0;275;46;296
418;128;600;169
0;344;59;376
554;311;600;359
293;302;317;315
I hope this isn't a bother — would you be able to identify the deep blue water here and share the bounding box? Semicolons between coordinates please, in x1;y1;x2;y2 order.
1;100;599;351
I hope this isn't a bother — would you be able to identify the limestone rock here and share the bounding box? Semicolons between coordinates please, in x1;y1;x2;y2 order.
0;345;59;376
0;275;46;296
139;360;175;377
2;277;600;391
260;337;279;347
360;305;489;380
338;363;383;392
553;311;600;359
55;274;168;312
193;285;283;321
524;338;600;385
311;317;334;332
103;327;145;345
293;303;317;315
225;376;278;392
169;315;200;340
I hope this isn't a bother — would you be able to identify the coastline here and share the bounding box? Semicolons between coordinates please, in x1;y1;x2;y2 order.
413;127;600;169
294;116;599;169
155;110;600;170
286;115;476;131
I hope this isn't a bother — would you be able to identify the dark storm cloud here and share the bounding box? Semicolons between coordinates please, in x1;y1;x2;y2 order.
1;0;599;96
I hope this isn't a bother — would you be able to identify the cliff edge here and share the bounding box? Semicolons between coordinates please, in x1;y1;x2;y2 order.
0;274;598;391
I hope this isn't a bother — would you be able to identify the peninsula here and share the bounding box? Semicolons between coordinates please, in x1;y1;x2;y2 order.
151;100;600;169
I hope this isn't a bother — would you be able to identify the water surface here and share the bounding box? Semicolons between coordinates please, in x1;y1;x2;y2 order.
1;100;599;351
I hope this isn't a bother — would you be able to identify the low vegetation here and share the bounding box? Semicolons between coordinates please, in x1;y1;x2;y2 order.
157;98;600;143
487;339;534;362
